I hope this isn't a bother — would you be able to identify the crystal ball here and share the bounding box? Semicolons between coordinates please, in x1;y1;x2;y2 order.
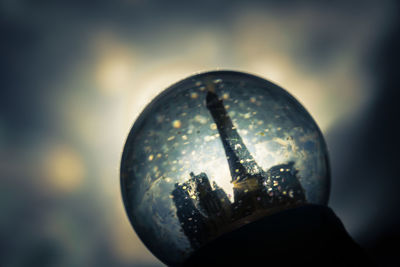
121;71;330;265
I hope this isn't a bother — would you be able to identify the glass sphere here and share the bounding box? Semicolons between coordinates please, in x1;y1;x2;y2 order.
121;71;330;266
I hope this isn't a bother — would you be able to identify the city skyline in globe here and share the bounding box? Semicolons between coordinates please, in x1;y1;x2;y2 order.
121;71;330;266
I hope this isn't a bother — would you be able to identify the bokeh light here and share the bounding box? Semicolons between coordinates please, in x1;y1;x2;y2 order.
40;144;86;194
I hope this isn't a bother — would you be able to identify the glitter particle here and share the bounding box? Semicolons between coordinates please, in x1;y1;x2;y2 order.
214;78;222;84
172;120;182;128
194;115;207;124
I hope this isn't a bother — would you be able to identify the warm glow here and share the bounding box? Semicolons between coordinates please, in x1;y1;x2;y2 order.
41;144;86;193
94;36;135;95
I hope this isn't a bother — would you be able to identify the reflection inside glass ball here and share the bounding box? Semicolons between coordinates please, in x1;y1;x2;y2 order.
121;71;330;266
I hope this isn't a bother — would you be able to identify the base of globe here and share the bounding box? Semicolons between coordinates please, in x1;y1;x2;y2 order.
182;204;373;267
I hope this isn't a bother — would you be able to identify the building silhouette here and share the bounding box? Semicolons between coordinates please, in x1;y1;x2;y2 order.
172;172;231;249
172;89;306;248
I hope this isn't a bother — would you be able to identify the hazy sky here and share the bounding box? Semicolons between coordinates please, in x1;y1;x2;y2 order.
1;0;399;266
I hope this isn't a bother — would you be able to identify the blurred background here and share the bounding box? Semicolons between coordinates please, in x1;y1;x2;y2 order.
1;0;399;266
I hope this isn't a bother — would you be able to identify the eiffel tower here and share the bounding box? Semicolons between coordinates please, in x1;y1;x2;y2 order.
206;90;273;217
172;87;306;247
